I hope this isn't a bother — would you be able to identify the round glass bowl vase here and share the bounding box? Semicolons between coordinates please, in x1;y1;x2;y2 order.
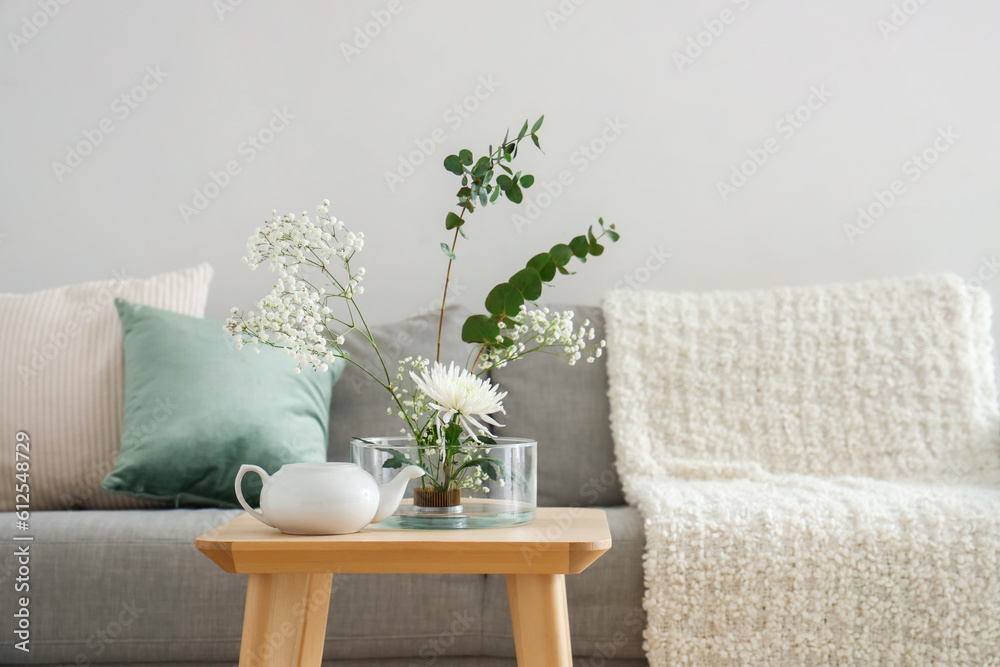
351;437;537;529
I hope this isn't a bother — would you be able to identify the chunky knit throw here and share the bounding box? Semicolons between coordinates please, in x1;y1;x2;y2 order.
604;274;1000;665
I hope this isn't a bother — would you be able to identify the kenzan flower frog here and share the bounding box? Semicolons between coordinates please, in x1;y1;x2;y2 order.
235;462;425;535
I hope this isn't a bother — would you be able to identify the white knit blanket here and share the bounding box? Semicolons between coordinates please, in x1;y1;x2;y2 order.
603;274;1000;666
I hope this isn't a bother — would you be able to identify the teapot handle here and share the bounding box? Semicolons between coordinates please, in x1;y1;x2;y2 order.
235;464;272;527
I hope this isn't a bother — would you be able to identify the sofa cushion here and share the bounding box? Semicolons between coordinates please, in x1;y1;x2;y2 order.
101;299;343;507
0;264;214;511
490;305;624;507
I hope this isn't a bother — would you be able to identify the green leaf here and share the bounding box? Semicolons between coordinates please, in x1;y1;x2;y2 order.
531;115;544;133
499;163;513;175
461;314;501;344
531;133;541;150
496;174;513;191
527;252;557;282
443;155;464;175
472;156;491;177
489;187;501;203
517;120;529;141
445;212;464;230
478;434;497;445
570;235;590;259
377;447;410;470
589;242;604;256
479;189;487;206
556;264;574;275
506;185;523;204
477;460;499;481
550;243;573;267
485;283;524;318
458;227;469;239
440;243;456;260
520;174;535;188
459;149;473;165
605;229;620;242
587;225;596;245
509;267;543;300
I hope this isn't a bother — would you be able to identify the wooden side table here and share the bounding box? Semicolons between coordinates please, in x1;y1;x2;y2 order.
196;507;611;667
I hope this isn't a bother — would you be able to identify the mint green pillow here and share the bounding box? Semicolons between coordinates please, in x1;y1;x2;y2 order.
102;298;343;507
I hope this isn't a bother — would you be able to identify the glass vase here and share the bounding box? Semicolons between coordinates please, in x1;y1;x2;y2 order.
351;436;536;529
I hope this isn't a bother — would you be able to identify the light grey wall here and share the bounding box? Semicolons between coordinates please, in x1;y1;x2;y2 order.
2;0;998;346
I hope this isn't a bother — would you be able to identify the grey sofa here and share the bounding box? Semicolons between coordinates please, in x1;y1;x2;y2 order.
0;306;648;666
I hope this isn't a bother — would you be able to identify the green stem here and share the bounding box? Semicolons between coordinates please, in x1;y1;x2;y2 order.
435;219;464;363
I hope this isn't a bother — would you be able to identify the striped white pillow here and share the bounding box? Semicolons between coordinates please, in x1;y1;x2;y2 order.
0;264;214;510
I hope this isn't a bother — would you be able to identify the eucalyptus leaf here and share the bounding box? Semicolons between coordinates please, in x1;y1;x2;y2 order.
459;149;473;165
570;235;590;259
509;267;543;300
506;185;523;204
485;282;524;317
520;174;535;188
531;115;544;133
461;314;501;344
517;120;529;140
443;155;464;175
440;243;456;260
550;243;573;267
527;252;557;282
445;212;464;230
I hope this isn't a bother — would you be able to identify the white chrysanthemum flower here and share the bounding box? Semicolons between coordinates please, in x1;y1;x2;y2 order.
410;361;507;442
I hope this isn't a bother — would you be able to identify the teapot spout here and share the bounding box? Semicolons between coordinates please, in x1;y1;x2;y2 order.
372;465;425;524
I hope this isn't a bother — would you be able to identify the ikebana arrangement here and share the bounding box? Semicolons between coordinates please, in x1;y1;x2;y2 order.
227;116;620;519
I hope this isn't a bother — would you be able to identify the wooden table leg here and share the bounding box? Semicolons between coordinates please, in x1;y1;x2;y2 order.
505;573;572;667
239;572;333;667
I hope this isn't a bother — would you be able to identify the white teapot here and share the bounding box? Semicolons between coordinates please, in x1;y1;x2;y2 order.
235;461;425;535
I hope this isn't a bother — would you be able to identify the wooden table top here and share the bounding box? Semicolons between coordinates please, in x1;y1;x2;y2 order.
196;507;612;575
